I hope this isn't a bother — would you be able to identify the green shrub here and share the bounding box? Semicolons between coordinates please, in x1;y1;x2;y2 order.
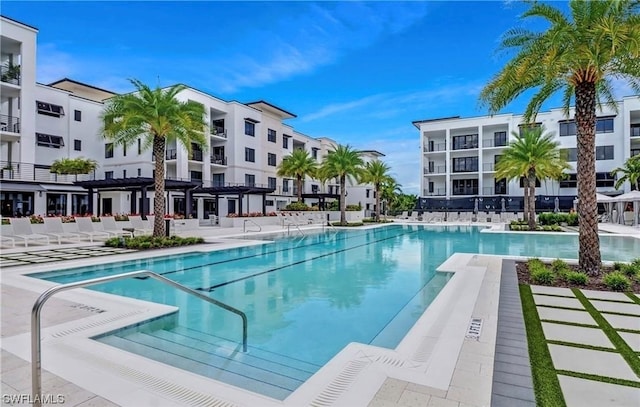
619;264;638;278
603;272;631;292
531;267;556;285
284;202;310;211
565;271;588;285
527;258;545;269
345;204;362;211
566;212;579;226
551;259;567;271
105;235;204;250
613;262;625;271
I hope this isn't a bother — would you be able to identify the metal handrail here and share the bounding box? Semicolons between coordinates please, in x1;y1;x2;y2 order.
31;270;248;407
286;223;305;236
243;219;262;233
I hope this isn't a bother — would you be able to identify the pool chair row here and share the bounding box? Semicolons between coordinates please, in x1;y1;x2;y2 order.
399;211;525;223
276;212;328;227
0;216;155;247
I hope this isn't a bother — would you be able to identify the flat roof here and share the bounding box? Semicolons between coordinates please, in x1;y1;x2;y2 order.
245;100;296;119
358;150;385;157
412;116;461;128
196;185;276;195
48;78;117;100
0;15;38;31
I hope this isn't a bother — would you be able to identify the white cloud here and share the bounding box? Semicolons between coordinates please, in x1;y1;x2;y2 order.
36;44;77;84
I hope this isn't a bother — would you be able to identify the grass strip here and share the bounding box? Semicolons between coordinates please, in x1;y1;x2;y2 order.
597;310;640;318
547;340;617;353
572;289;640;379
536;304;585;312
580;296;638;305
625;292;640;306
519;284;567;407
557;370;640;388
531;292;576;299
539;319;598;329
618;328;640;334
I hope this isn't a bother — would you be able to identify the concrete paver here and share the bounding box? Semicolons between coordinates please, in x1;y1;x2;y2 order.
558;375;640;407
580;289;634;303
533;295;583;310
618;331;640;352
541;322;614;348
530;286;574;297
601;313;640;331
536;307;597;326
591;300;640;316
548;344;638;382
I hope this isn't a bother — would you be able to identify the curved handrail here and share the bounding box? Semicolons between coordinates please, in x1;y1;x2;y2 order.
243;219;262;233
31;270;247;407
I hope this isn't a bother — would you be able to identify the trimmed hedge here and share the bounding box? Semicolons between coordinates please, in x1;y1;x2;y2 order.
538;212;578;226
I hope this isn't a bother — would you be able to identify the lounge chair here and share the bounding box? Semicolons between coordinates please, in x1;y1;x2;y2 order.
407;211;420;221
8;218;50;247
100;217;134;238
0;235;15;248
128;215;153;235
43;217;82;244
74;217;111;242
396;211;408;219
447;212;459;222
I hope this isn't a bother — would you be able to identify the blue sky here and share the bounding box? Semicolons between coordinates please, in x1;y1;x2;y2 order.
5;1;632;194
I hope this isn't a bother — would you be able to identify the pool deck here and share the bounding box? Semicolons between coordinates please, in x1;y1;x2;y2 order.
1;221;639;406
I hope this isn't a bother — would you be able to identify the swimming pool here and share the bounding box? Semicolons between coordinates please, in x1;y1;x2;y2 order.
30;225;640;399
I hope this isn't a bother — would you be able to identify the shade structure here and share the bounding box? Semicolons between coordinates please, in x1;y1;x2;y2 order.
611;191;640;226
474;198;479;214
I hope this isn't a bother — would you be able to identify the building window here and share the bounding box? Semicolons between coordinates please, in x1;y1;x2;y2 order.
560;173;577;188
452;134;478;150
283;135;290;149
268;177;276;189
36;133;64;149
560;148;578;162
596;117;614;133
366;189;370;198
105;143;114;158
595;145;614;160
559;120;577;137
268;129;276;143
596;172;615;187
452;179;478;195
74;139;82;151
283;179;289;192
452;157;478;172
123;143;127;157
518;122;541;136
36;101;65;117
245;121;255;137
267;153;276;166
74;110;81;122
190;171;203;182
105;171;114;179
123;169;127;178
265;200;274;206
137;138;142;155
245;147;255;162
312;184;319;193
631;124;640;137
312;148;319;159
212;173;225;187
495;178;507;194
494;131;507;147
245;174;255;187
137;168;142;177
428;182;434;193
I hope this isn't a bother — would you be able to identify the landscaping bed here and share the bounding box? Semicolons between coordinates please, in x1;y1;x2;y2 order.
105;235;204;250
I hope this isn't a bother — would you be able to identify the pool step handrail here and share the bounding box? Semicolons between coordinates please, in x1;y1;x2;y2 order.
243;219;262;233
286;223;305;237
31;270;248;407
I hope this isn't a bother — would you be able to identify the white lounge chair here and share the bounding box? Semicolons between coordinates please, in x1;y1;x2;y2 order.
43;217;82;244
397;211;408;219
407;211;420;221
8;218;50;247
75;217;111;242
128;215;153;235
0;235;15;248
100;216;134;237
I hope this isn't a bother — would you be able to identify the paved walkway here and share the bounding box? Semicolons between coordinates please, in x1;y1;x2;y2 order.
531;285;640;406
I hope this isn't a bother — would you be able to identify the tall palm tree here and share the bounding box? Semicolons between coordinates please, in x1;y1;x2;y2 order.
277;148;318;202
321;145;364;225
380;177;403;218
612;155;640;191
495;127;570;230
479;0;640;275
361;160;393;221
102;79;206;237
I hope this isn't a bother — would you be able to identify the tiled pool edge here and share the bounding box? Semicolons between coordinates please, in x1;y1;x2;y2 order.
490;260;535;407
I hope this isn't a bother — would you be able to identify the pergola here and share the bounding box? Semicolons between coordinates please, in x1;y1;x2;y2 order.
195;185;276;215
300;193;340;210
74;177;201;217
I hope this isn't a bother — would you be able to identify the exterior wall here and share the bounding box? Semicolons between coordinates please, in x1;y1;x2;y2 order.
417;96;640;199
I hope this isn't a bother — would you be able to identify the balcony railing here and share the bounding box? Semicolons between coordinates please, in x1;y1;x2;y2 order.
210;127;227;138
0;114;20;133
166;149;177;160
423;188;446;196
483;163;495;171
210;155;227;165
423;165;446;175
189;150;203;162
482;139;507;148
631;126;640;138
0;161;96;183
424;143;446;152
452;188;478;196
452;143;479;151
0;65;20;86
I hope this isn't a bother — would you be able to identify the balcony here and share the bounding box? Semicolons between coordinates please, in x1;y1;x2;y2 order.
631;125;640;138
166;149;177;160
423;188;446;196
482;187;507;195
210;155;227;166
0;114;20;133
0;64;21;86
424;143;446;152
0;161;96;183
482;139;507;148
452;188;478;196
210;127;227;139
423;165;446;175
189;150;203;162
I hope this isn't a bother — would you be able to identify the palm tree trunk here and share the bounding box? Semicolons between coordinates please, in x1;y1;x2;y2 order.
297;175;303;202
153;135;166;237
340;175;346;225
375;183;380;222
575;82;601;276
528;172;536;230
523;179;529;221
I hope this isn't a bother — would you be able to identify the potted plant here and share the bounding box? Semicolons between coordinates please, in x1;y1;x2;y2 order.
1;62;20;83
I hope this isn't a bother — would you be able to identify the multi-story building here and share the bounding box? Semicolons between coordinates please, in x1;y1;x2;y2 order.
0;16;381;220
414;97;640;205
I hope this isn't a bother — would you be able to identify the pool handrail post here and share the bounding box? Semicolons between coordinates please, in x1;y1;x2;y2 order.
31;270;248;407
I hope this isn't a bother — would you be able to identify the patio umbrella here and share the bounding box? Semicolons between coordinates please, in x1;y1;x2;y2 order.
554;197;559;213
501;197;506;212
474;198;479;214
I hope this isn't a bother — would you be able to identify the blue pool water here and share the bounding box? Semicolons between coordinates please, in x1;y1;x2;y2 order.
31;225;640;399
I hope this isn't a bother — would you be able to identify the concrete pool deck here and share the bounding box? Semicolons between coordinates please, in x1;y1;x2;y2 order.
1;222;639;406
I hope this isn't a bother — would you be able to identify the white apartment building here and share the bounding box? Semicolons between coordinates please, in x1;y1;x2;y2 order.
414;96;640;207
0;16;381;220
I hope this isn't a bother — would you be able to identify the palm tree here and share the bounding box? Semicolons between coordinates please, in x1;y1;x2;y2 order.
612;155;640;191
277;148;318;202
102;79;206;237
361;160;393;221
495;127;570;230
321;145;364;225
380;178;403;218
479;0;640;275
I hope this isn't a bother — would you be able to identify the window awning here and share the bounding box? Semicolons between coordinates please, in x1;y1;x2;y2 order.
39;184;86;192
0;182;44;192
